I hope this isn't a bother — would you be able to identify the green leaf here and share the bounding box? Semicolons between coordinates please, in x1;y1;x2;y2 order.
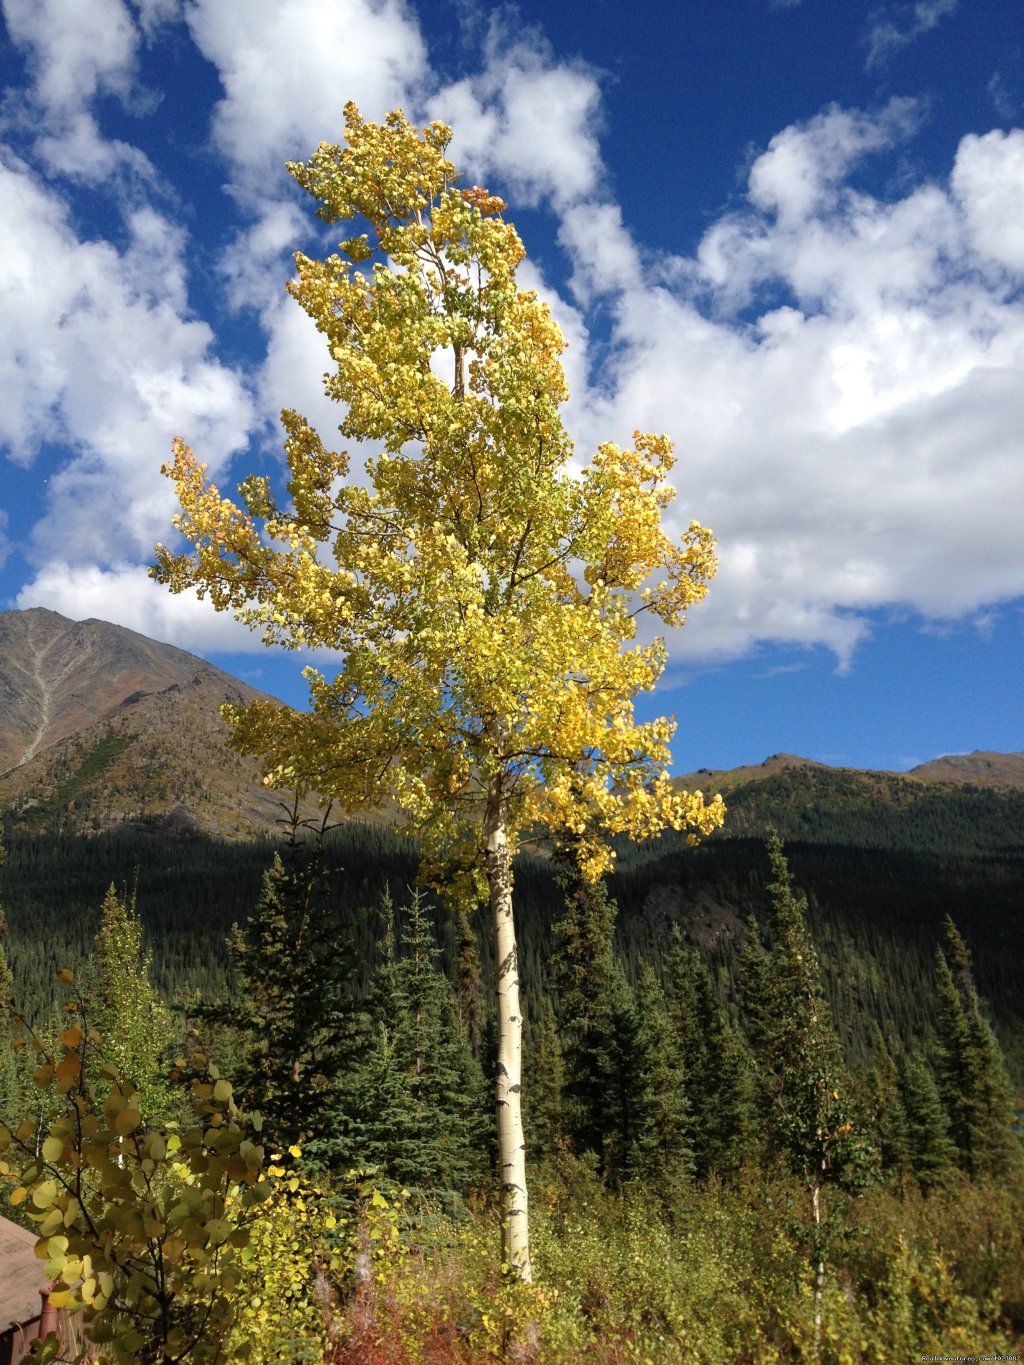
32;1180;58;1209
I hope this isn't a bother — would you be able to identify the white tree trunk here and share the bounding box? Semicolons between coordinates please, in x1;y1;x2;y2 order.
811;1174;824;1347
485;781;531;1283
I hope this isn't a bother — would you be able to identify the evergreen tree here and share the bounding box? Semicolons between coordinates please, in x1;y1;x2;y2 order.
591;962;647;1186
740;832;872;1334
454;909;486;1060
626;962;694;1192
549;854;618;1157
326;889;489;1194
550;855;694;1190
93;883;175;1124
899;1050;957;1192
0;835;17;1119
934;916;1018;1177
212;800;356;1150
666;935;752;1179
524;992;566;1159
862;1026;909;1184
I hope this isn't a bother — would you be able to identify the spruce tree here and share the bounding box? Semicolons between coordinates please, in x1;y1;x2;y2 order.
549;852;618;1157
525;992;566;1159
864;1025;907;1184
454;909;486;1061
627;962;694;1193
666;935;751;1179
0;835;17;1119
327;889;489;1194
217;801;356;1150
591;961;646;1185
899;1050;957;1192
740;832;872;1335
934;916;1018;1177
93;884;176;1124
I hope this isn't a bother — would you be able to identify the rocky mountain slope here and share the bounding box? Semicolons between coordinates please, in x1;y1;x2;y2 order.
2;607;1020;843
0;608;312;838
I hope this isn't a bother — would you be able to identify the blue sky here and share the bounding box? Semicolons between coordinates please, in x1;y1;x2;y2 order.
0;0;1021;774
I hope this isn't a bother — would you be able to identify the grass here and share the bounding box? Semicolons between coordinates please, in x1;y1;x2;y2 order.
294;1161;1024;1364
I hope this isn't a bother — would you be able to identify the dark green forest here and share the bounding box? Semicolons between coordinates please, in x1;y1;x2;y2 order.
2;771;1022;1362
4;767;1023;1080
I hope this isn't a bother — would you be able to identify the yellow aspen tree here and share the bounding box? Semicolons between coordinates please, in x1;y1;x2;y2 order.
153;103;724;1282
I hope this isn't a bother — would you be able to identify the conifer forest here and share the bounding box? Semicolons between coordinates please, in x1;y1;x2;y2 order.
2;105;1022;1363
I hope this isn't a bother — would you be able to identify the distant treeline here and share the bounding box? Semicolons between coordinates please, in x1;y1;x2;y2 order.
3;794;1022;1084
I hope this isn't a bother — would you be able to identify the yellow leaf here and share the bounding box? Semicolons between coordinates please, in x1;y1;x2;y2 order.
32;1181;58;1210
41;1136;64;1163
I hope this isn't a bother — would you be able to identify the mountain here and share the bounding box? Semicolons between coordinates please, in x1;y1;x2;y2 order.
0;610;1020;1079
3;607;1020;845
0;608;311;838
678;748;1024;797
675;749;1024;855
907;750;1024;788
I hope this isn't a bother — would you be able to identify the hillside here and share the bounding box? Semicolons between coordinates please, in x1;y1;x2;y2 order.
678;747;1024;798
675;751;1024;853
0;608;314;838
1;609;1020;1076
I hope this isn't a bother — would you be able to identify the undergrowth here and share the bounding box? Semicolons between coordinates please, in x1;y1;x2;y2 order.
314;1160;1024;1364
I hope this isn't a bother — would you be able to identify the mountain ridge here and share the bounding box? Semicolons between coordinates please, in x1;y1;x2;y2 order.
1;608;1020;839
0;608;313;838
677;747;1024;796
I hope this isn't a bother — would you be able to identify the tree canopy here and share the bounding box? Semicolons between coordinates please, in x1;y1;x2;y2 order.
153;102;723;1280
153;103;722;891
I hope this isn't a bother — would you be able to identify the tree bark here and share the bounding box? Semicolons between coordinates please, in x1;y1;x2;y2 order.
811;1173;824;1347
485;778;531;1282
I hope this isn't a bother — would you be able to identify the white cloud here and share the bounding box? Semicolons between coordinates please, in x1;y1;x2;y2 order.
0;0;164;185
2;0;138;113
951;129;1024;275
865;0;960;70
178;0;434;463
549;104;1024;666
0;152;253;571
557;201;642;305
745;99;922;226
428;24;604;212
185;0;428;184
2;0;1022;682
987;72;1020;124
130;0;181;36
15;562;266;651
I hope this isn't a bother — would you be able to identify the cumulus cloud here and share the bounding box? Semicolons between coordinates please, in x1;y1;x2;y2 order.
744;99;922;226
3;0;138;113
16;562;265;651
553;101;1024;665
173;0;432;453
186;0;428;185
427;22;604;212
951;129;1024;275
0;0;165;185
2;0;1023;682
0;151;253;581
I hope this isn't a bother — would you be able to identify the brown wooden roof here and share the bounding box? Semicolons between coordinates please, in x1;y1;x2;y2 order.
0;1214;44;1332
